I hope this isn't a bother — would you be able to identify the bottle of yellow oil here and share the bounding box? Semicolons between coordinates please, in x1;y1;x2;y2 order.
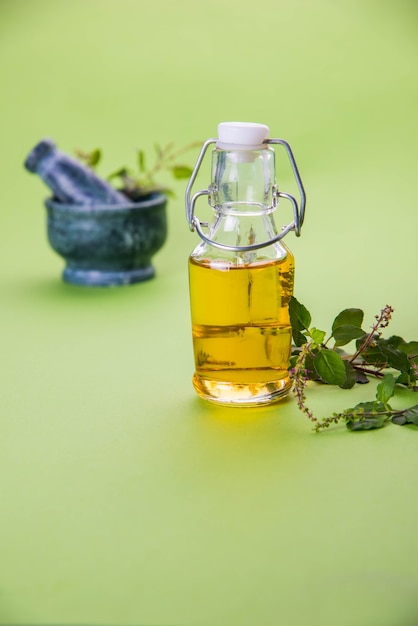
185;122;306;406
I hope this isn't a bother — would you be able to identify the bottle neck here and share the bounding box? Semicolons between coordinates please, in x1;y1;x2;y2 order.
211;147;276;210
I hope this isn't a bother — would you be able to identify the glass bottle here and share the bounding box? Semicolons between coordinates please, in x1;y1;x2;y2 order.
185;122;306;406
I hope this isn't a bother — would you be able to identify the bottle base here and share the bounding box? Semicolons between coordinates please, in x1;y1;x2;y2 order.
192;373;292;407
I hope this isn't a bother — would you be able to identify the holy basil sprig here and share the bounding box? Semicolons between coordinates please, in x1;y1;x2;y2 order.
76;142;199;200
289;297;418;432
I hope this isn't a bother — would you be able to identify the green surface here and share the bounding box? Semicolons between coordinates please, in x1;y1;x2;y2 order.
1;1;418;624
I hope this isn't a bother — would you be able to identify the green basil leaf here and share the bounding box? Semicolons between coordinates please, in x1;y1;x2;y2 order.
354;401;383;413
392;414;408;425
292;330;308;347
332;308;364;333
384;335;406;349
333;324;367;347
107;167;128;181
313;350;346;385
347;416;387;430
171;165;194;179
289;296;311;331
345;401;389;430
340;360;356;389
89;148;101;167
378;343;411;374
376;373;396;404
398;341;418;363
401;404;418;425
304;353;322;381
309;327;326;345
137;150;146;173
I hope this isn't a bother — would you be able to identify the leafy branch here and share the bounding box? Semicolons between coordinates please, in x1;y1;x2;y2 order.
289;297;418;432
75;141;200;200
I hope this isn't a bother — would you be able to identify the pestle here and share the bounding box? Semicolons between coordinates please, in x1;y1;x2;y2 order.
24;139;126;206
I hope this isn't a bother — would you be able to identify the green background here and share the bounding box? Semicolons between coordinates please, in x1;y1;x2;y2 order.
1;1;418;624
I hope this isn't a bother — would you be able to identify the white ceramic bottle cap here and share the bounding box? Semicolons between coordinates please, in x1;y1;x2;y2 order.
216;122;270;150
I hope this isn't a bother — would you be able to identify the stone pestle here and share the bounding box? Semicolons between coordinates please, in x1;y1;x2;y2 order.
24;139;126;206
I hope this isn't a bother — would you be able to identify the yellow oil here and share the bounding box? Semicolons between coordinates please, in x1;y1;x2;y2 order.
188;252;294;406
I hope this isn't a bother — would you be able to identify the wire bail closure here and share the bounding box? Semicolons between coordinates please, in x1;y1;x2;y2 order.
185;138;306;252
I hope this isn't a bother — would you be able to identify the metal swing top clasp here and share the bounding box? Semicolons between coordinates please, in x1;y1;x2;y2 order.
185;123;307;253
